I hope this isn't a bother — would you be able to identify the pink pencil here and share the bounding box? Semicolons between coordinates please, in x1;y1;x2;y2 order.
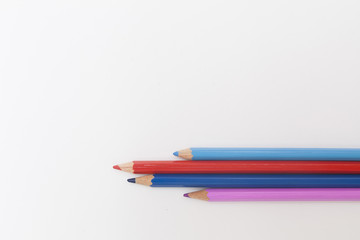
184;188;360;201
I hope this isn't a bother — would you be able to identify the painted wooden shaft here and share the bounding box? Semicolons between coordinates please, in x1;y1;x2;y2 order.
130;174;360;188
174;148;360;160
118;161;360;174
185;188;360;201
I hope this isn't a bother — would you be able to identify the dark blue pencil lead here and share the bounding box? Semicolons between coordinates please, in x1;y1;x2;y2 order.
127;178;135;183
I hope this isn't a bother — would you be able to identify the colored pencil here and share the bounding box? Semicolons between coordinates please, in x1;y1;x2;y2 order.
113;161;360;174
184;188;360;201
127;174;360;188
174;148;360;160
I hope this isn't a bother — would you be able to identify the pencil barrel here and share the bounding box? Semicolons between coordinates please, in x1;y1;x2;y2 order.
204;188;360;201
149;174;360;188
132;161;360;174
184;148;360;160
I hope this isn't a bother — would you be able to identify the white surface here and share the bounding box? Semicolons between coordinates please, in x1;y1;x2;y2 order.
1;1;360;239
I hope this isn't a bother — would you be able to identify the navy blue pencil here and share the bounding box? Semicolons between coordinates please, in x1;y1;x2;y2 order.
173;148;360;161
127;174;360;188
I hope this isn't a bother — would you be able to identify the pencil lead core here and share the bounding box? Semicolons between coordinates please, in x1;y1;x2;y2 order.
183;193;189;198
113;165;120;170
173;151;179;156
127;178;135;183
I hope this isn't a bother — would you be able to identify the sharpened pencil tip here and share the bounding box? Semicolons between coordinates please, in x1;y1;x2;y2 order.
113;165;120;170
127;178;135;183
183;193;189;198
173;151;179;157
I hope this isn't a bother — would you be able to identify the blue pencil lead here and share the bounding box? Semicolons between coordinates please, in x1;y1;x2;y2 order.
127;178;135;183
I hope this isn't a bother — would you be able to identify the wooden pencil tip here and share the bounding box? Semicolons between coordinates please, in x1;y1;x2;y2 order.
187;190;209;201
177;148;193;160
127;178;135;183
183;193;189;198
113;165;121;170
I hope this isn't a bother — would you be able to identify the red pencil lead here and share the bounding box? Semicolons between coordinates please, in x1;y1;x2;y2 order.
113;165;120;170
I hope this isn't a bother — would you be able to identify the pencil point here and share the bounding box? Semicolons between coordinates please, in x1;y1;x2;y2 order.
113;165;120;170
173;151;179;157
127;178;135;183
183;193;189;198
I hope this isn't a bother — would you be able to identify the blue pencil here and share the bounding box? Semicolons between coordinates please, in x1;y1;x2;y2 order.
173;148;360;161
127;174;360;188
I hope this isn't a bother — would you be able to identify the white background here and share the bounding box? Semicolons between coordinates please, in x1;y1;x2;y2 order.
1;1;360;239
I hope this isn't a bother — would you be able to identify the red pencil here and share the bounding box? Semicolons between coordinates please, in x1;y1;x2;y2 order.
113;161;360;174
